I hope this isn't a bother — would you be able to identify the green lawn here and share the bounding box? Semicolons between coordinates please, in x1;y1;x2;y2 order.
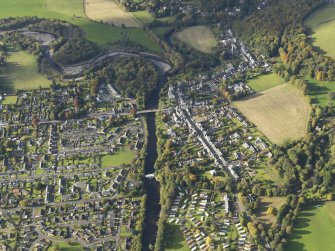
120;225;132;238
247;72;284;92
287;202;335;251
304;4;335;59
0;49;51;91
102;149;137;167
306;77;335;106
47;241;83;251
0;0;161;52
2;96;18;105
163;224;189;251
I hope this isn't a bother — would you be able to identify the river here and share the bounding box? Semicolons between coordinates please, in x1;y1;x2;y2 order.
142;73;167;250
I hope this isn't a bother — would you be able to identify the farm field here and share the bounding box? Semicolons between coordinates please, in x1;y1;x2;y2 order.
304;4;335;59
287;202;335;251
163;224;189;251
0;49;51;91
0;0;161;52
234;84;311;144
306;77;335;106
84;0;141;28
174;26;217;54
248;72;284;92
102;149;137;167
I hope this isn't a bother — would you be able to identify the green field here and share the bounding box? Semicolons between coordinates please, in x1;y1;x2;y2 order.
247;72;284;92
304;4;335;59
287;202;335;251
2;96;18;105
0;0;161;52
174;26;217;54
163;224;189;251
306;77;335;106
102;149;137;167
0;49;51;91
47;241;83;251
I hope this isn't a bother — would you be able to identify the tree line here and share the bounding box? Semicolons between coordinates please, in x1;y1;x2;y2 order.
234;0;335;81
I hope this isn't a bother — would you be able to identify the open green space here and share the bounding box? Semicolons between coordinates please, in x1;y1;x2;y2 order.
247;72;284;92
2;96;18;105
47;241;83;251
0;0;161;52
287;202;335;251
306;77;335;106
256;196;285;225
101;149;137;167
304;4;335;59
163;224;189;251
0;49;51;91
174;25;217;54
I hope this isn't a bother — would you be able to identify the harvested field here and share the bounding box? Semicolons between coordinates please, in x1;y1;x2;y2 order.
234;84;311;144
85;0;141;28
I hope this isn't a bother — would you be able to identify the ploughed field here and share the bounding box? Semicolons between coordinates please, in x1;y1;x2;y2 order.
234;84;311;145
304;4;335;59
174;25;217;54
84;0;142;28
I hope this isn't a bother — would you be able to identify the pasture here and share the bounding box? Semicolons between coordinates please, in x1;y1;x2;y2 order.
287;202;335;251
306;77;335;106
304;4;335;59
0;0;161;52
234;84;311;145
85;0;141;28
247;72;284;92
174;26;217;54
0;49;51;91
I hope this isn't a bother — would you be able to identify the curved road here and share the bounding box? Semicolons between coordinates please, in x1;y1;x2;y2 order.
0;28;172;78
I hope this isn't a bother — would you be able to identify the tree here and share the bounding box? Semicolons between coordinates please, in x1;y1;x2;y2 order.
32;115;39;128
206;236;212;247
327;192;334;201
19;200;27;207
266;207;275;216
247;222;258;237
